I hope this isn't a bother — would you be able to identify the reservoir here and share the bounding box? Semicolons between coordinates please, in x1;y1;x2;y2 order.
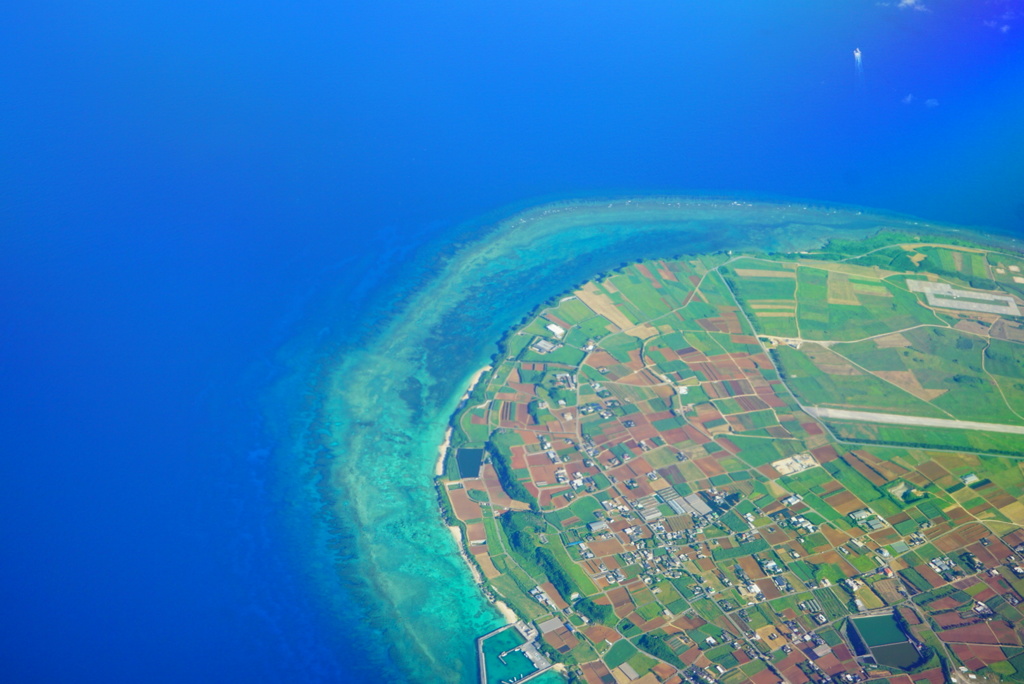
850;613;919;669
872;642;921;669
457;448;485;479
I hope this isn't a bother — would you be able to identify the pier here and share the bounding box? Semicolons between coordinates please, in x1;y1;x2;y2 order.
476;624;553;684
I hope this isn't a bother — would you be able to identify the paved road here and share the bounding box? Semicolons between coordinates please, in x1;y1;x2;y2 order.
805;406;1024;435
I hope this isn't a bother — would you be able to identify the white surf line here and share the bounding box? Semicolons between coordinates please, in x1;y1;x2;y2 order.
805;406;1024;435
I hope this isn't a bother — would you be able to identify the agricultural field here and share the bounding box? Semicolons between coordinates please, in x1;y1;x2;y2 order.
439;234;1024;684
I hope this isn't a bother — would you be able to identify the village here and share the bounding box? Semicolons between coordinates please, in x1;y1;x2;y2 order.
441;236;1024;684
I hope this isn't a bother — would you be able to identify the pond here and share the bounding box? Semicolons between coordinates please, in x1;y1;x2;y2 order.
850;614;920;670
873;642;921;669
850;614;907;647
456;447;485;479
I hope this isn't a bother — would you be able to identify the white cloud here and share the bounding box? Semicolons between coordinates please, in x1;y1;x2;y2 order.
925;98;939;108
898;0;928;10
902;94;914;105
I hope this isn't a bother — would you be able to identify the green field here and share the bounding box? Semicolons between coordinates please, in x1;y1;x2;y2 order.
442;242;1024;683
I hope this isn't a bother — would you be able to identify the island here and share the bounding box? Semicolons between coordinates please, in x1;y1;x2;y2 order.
439;230;1024;684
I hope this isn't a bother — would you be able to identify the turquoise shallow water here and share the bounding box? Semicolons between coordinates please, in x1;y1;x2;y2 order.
482;628;533;684
301;196;981;682
3;1;1021;680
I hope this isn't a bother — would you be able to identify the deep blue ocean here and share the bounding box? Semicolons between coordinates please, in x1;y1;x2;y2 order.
1;1;1022;682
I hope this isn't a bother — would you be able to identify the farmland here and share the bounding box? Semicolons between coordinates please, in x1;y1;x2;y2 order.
440;234;1024;684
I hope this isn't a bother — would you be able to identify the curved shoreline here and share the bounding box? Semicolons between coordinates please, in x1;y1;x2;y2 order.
310;196;1002;682
436;365;492;477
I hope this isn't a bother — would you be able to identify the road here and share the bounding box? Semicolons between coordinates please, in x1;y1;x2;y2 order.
803;406;1024;435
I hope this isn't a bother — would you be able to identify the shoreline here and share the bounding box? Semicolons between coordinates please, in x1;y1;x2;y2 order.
439;363;519;629
320;197;983;681
435;364;493;477
446;525;517;626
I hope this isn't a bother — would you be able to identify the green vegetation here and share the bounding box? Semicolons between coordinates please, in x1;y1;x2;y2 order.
441;241;1024;683
574;597;613;624
712;538;768;560
487;435;538;510
603;640;637;669
536;546;578;601
637;634;684;668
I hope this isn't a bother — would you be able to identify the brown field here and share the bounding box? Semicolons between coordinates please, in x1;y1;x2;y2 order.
607;588;634;618
738;556;766;580
693;456;727;477
822;490;864;516
821;526;854;548
873;579;904;604
855;450;909;480
924;521;953;541
946;507;973;525
934;452;981;471
951;643;1008;671
989;620;1020;644
755;625;790;651
868;527;903;546
580;661;614;684
472;546;501;579
756;578;783;600
988;492;1017;509
804;345;862;376
934;524;987;553
940;622;1016;645
764;528;794;546
991;318;1024;343
584;624;621;645
1000;500;1024;525
873;332;912;348
873;370;946;401
917;460;951;482
583;349;621;370
933;612;971;628
796;259;898;280
465;521;487;543
617;368;664;387
576;282;636;332
844;452;888;486
953;319;990;336
448;488;483;522
820;479;844;494
927;595;965;611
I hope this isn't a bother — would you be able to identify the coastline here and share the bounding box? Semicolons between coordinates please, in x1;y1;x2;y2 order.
316;197;996;682
445;528;518;626
439;363;521;630
435;364;493;477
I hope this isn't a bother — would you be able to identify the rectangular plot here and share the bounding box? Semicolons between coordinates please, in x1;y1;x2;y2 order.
735;269;796;278
827;271;858;305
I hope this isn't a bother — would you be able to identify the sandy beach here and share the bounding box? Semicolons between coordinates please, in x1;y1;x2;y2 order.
447;526;519;626
447;526;483;583
493;600;518;625
439;363;522;628
434;364;492;476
